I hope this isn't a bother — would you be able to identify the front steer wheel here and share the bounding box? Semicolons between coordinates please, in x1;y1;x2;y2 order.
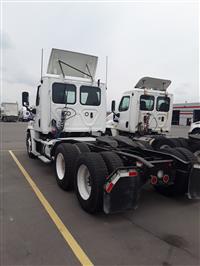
54;143;80;191
75;152;108;213
26;131;36;159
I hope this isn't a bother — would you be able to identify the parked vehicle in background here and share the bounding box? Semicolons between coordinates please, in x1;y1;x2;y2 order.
1;102;19;122
19;106;31;121
188;121;200;135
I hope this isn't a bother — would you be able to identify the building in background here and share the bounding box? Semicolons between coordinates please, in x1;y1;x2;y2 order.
172;102;200;126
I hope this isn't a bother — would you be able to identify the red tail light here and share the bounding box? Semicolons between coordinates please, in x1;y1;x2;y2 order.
129;170;138;177
151;175;158;185
163;175;169;184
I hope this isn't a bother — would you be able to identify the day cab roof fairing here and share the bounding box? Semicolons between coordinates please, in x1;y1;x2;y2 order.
135;77;171;91
47;48;98;80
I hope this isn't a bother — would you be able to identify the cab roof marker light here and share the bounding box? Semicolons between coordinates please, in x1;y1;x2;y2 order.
136;161;143;167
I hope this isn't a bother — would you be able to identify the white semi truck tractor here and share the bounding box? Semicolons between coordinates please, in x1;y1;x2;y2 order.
24;49;200;214
107;77;200;160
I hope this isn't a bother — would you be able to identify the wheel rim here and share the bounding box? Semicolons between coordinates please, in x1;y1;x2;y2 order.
56;153;65;180
77;164;92;200
194;150;200;163
27;136;31;154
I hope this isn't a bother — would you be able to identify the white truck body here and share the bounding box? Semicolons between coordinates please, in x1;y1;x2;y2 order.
28;49;106;139
107;77;173;135
1;102;19;121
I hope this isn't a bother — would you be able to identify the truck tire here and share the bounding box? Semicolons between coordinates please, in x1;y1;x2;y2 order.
161;147;186;160
191;128;200;135
74;143;90;153
55;143;80;191
75;152;108;213
26;131;36;159
100;151;123;174
177;138;189;149
190;143;200;163
152;137;177;150
154;147;189;196
175;147;196;164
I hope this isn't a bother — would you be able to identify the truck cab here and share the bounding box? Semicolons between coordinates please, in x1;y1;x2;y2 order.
107;77;173;135
27;49;107;138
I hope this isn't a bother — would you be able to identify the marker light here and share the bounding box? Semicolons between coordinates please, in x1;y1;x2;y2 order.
151;175;158;185
163;175;169;184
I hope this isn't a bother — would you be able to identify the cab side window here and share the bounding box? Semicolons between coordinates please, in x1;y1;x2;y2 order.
119;96;130;112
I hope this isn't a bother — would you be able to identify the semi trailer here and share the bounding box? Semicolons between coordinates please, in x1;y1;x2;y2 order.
1;102;19;122
24;48;200;214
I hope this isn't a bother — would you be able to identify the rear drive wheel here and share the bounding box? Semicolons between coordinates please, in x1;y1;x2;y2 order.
154;147;189;196
75;152;108;213
175;147;196;164
74;142;90;153
55;143;79;190
100;151;123;174
190;143;200;163
152;137;177;150
177;138;189;149
26;131;36;159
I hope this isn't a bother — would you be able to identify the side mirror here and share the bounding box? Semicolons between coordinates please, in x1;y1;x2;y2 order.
111;100;116;113
22;92;29;106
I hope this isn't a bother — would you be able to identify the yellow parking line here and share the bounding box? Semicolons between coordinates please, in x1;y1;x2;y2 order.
9;150;93;266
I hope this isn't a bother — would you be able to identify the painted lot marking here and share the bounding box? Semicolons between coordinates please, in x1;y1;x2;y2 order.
9;150;93;266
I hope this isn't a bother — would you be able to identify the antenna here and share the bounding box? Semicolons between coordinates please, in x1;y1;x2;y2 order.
105;56;108;88
40;48;44;82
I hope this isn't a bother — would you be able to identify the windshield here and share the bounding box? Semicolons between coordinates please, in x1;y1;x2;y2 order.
80;86;101;106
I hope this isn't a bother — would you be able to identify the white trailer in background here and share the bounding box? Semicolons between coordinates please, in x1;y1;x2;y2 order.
1;102;19;122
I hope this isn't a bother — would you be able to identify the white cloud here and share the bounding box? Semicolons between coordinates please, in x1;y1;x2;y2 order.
1;1;199;108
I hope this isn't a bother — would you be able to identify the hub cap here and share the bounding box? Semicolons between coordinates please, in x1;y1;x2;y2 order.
77;165;91;200
56;153;65;180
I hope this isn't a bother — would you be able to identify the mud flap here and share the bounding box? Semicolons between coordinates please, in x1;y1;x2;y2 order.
188;164;200;199
103;175;141;214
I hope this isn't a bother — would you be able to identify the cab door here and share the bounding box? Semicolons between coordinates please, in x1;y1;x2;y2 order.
117;95;130;132
34;85;41;131
79;85;105;132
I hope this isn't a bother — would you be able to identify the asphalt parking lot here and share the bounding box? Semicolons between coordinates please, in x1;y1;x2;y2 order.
0;122;199;266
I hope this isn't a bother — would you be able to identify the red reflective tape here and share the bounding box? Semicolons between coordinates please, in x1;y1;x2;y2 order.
106;182;114;193
129;170;138;177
